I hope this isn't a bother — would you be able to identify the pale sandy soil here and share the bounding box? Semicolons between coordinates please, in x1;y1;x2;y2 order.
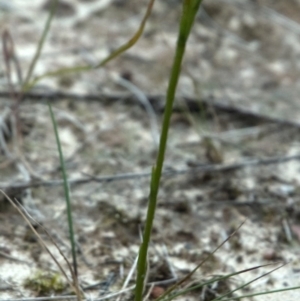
1;0;300;300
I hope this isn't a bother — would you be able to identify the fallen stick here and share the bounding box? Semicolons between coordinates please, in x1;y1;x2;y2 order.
0;154;299;191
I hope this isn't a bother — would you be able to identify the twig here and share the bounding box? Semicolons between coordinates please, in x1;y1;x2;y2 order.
0;154;299;190
0;90;299;131
261;6;300;35
198;198;277;208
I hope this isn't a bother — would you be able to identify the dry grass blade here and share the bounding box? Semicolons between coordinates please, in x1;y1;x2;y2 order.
155;220;246;301
25;0;156;90
2;29;23;95
115;254;139;301
0;190;82;300
2;29;23;142
212;261;287;301
1;153;299;191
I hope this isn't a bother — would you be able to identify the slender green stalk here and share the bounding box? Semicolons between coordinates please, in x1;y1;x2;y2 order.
23;0;58;87
48;103;78;280
134;1;203;300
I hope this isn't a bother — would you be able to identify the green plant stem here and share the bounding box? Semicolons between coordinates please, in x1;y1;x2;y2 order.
134;1;203;301
23;0;58;87
48;104;78;280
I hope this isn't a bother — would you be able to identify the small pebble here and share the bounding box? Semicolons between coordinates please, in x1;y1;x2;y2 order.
263;249;277;261
150;286;165;299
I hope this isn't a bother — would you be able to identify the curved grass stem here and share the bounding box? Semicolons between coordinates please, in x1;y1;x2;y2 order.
24;0;155;91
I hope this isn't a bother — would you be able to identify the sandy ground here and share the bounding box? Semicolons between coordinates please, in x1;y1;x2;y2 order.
1;0;300;300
